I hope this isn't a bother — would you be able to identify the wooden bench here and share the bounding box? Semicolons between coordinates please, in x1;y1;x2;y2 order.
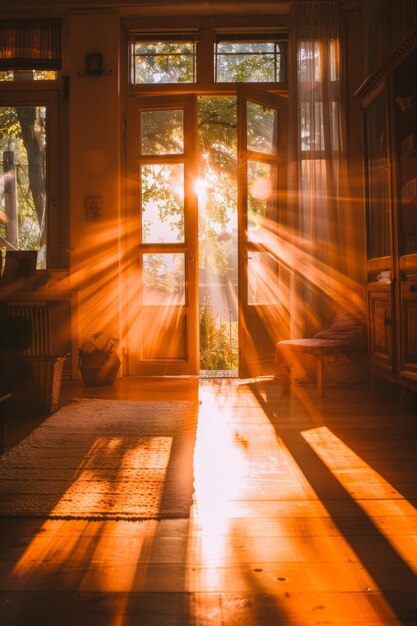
275;338;355;397
275;313;367;397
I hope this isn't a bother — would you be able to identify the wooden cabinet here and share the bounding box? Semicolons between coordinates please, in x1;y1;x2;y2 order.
357;26;417;394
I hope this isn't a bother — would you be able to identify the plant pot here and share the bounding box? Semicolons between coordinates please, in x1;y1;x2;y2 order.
79;350;120;386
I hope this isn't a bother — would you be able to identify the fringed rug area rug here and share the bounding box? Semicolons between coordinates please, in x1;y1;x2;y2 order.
0;399;199;520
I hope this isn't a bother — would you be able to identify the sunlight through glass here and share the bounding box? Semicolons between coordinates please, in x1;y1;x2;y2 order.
194;176;208;209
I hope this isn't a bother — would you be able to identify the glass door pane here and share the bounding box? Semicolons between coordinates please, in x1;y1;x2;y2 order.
141;163;185;243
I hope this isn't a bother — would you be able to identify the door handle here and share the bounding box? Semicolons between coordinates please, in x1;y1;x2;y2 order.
410;284;417;292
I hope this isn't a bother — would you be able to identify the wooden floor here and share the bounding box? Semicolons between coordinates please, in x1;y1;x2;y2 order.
0;376;416;625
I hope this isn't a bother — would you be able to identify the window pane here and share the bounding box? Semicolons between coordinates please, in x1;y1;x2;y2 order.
300;159;329;242
0;105;47;269
298;40;320;83
141;109;184;155
247;101;278;154
142;253;185;305
130;41;195;84
0;70;57;81
330;39;338;82
141;163;184;243
215;40;286;82
248;251;279;304
247;160;278;242
300;101;324;151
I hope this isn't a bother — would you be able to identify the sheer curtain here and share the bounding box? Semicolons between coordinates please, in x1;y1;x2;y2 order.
292;0;344;260
289;0;350;330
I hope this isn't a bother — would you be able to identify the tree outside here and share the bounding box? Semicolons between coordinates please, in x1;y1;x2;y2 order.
0;70;53;268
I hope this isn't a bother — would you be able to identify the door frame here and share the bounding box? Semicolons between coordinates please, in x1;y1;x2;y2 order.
124;87;288;377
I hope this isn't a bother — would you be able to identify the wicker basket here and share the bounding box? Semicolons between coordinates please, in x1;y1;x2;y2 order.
27;354;67;414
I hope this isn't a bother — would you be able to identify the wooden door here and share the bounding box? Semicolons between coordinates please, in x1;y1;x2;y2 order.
237;85;289;377
126;96;198;375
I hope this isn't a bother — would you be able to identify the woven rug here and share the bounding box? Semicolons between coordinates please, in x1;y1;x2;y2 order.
0;398;199;520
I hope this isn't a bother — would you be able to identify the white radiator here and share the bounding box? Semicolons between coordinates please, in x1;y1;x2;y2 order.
7;303;51;355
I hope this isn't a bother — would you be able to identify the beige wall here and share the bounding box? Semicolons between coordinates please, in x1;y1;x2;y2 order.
67;9;123;370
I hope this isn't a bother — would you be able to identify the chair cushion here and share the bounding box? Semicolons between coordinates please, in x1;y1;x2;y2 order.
313;312;366;349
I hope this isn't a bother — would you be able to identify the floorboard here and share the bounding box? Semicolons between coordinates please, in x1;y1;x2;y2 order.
0;376;416;625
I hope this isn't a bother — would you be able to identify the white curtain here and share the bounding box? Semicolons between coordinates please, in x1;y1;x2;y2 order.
291;0;345;265
287;0;356;333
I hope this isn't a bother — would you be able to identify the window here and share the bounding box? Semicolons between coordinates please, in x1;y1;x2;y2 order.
0;18;64;270
127;29;288;86
215;35;287;83
0;70;57;81
1;102;47;269
129;36;197;84
0;91;62;270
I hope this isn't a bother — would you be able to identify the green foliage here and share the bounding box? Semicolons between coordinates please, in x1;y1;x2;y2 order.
0;104;45;255
197;96;238;276
134;42;195;84
142;253;183;294
141;163;184;242
216;41;283;82
199;298;238;370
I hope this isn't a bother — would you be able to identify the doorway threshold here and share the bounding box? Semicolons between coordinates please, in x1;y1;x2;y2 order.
199;370;238;379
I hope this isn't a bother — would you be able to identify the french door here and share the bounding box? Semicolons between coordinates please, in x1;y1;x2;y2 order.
126;88;287;377
238;85;289;377
126;95;198;375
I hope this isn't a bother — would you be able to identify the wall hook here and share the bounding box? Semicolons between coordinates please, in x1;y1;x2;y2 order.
77;53;112;77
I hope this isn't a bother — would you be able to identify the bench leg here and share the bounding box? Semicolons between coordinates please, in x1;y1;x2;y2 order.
283;366;291;392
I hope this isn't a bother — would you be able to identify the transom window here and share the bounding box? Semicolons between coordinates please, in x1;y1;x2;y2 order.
128;29;288;85
129;36;197;84
215;35;287;83
0;70;57;81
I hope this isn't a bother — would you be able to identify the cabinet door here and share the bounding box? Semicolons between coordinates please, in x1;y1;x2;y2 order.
364;89;392;261
400;281;417;379
368;286;394;372
394;46;417;257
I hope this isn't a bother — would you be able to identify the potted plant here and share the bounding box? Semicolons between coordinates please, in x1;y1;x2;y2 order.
78;333;121;386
